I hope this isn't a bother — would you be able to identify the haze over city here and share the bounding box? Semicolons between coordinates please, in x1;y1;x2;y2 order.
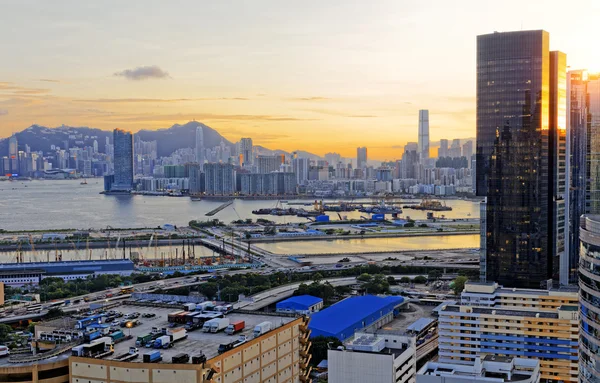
1;0;598;159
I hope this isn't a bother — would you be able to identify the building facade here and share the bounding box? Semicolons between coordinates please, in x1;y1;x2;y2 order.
356;147;367;168
240;138;253;167
476;30;566;288
204;163;235;195
578;214;600;382
112;129;134;192
418;110;429;162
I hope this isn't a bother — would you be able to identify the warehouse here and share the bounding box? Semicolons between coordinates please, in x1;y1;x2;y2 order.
276;295;323;315
309;295;405;340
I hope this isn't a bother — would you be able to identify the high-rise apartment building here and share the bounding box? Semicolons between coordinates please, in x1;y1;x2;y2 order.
292;157;309;185
256;155;280;174
418;109;430;162
195;126;204;166
356;147;367;168
476;30;566;288
579;214;600;382
240;138;253;166
204;162;235;195
462;140;473;163
448;139;461;158
438;139;448;158
111;129;134;192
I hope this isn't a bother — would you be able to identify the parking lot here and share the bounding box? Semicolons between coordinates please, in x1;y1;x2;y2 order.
106;305;296;363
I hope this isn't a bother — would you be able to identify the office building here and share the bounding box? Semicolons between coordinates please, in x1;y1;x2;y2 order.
357;147;367;168
325;152;342;166
418;109;430;162
195;126;204;166
462;140;473;164
438;139;448;158
578;215;600;382
438;282;579;382
240;138;253;166
566;71;600;284
417;357;541;383
476;30;566;288
328;332;416;383
204;162;235;195
8;134;18;174
257;155;281;174
448;139;461;158
111;129;134;192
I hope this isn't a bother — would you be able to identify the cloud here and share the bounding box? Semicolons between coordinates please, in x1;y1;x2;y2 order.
301;108;377;118
38;79;61;83
348;115;377;118
286;96;332;101
113;65;170;81
75;97;248;103
0;109;7;116
101;113;316;123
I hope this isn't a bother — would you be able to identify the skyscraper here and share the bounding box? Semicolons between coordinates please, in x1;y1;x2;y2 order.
476;30;566;288
111;129;134;192
292;157;309;185
195;126;204;166
256;155;280;174
8;135;18;174
356;147;367;168
240;138;253;166
437;139;448;158
418;109;429;161
204;163;235;195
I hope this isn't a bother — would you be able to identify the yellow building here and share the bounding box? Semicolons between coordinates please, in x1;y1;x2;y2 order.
0;282;4;306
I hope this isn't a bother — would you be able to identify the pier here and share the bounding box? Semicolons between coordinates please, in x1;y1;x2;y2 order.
205;200;233;216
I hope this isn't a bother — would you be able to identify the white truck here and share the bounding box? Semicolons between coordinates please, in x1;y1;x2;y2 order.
210;318;230;333
196;301;215;312
167;328;188;343
202;319;218;332
253;321;272;338
183;303;196;311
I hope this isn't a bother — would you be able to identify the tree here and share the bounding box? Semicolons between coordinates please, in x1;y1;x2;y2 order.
312;272;324;282
452;276;468;295
387;276;397;285
357;273;372;282
0;324;13;343
399;277;411;284
310;336;342;366
412;275;427;284
45;307;64;319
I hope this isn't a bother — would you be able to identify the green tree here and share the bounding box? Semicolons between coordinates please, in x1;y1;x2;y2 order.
399;277;411;284
312;272;324;282
357;273;372;282
452;276;468;295
0;324;13;343
310;336;342;366
45;307;64;319
412;275;427;284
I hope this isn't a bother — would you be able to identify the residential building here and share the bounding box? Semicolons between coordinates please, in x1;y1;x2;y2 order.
417;356;541;383
257;155;281;174
240;137;253;166
195;126;204;166
111;128;134;192
462;141;473;164
476;30;566;288
438;139;448;158
418;109;430;162
357;147;367;168
438;282;579;382
448;139;461;158
578;214;600;382
187;163;203;194
204;162;235;195
292;157;309;185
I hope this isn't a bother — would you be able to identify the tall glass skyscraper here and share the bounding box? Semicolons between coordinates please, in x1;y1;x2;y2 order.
418;109;429;162
579;214;600;382
356;147;367;168
111;129;134;192
476;30;566;288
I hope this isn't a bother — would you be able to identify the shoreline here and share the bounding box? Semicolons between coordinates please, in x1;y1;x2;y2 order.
247;230;479;243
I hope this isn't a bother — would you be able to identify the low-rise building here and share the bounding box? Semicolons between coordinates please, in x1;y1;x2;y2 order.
276;295;323;315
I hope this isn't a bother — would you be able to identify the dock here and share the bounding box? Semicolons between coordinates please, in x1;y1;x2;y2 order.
205;200;233;216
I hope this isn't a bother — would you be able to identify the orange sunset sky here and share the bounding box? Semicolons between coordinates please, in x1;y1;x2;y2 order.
0;0;599;160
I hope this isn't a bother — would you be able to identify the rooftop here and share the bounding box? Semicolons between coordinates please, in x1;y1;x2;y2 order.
3;304;296;367
276;295;323;307
440;305;559;319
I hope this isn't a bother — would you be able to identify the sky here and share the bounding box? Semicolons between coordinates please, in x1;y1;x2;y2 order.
0;0;599;160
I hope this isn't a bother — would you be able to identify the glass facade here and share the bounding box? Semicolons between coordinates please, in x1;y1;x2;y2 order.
579;215;600;382
112;129;134;191
476;30;552;288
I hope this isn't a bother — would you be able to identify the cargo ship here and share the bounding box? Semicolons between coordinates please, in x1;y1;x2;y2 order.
404;199;452;211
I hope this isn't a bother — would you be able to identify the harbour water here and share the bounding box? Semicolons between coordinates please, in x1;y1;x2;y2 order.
0;179;480;230
253;234;480;255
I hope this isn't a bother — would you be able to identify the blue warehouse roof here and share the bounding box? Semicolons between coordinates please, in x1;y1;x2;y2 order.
276;295;323;310
309;295;404;340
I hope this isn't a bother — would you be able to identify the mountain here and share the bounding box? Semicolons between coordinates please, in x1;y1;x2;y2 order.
0;121;321;160
253;145;321;161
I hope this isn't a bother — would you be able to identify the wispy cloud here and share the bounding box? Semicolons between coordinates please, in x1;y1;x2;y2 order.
286;96;332;101
301;108;377;118
348;114;377;118
38;79;61;83
101;113;316;123
75;97;249;103
113;65;170;81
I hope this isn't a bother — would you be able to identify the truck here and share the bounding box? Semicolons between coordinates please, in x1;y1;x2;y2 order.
168;328;188;343
109;330;126;343
218;335;248;354
196;301;215;312
171;353;190;364
136;334;154;347
202;319;218;332
153;335;171;349
225;321;245;335
253;321;272;338
115;347;139;362
191;352;206;364
209;318;230;333
167;310;185;323
183;303;196;311
143;350;162;363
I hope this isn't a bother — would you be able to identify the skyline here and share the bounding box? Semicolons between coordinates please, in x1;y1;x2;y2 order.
1;1;599;160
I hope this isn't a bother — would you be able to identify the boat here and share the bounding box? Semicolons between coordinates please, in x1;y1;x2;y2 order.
404;198;452;211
